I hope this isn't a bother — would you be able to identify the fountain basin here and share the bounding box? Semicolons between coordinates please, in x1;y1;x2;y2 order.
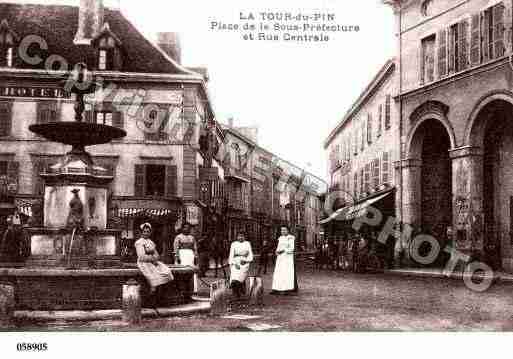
29;122;126;147
0;266;196;311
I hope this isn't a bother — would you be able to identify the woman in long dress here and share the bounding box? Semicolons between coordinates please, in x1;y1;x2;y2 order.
271;225;298;295
173;223;199;292
135;223;174;298
229;232;254;299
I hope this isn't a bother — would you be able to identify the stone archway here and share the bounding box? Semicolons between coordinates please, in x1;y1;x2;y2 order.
466;93;513;271
401;101;455;267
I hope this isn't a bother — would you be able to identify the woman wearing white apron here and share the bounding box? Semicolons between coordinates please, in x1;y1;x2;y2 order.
135;223;174;306
229;232;254;299
271;226;298;295
173;223;199;293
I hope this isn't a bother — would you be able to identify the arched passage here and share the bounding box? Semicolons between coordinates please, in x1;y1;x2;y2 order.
467;97;513;270
406;117;453;267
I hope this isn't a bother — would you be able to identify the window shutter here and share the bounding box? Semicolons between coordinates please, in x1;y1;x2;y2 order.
385;95;391;130
482;11;491;62
438;28;448;77
372;158;380;189
360;168;364;195
504;0;513;53
367;113;372;144
470;14;481;66
361;121;365;151
494;3;505;59
459;19;470;71
165;165;177;198
419;42;425;85
134;164;145;197
112;111;124;129
354;129;358;155
364;163;370;193
7;161;19;194
354;172;358;198
382;152;390;185
448;26;456;73
33;161;45;195
0;101;12;137
378;104;383;137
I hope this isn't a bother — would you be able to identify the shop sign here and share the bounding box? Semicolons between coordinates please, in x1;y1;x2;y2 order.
186;204;199;225
0;86;70;99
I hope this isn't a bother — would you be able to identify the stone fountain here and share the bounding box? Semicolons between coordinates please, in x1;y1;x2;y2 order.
0;65;194;313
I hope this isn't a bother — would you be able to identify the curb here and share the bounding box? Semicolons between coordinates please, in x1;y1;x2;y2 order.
384;269;502;283
13;301;211;323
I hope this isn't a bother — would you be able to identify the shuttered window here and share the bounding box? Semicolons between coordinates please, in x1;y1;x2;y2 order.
438;29;448;77
385;95;391;130
134;164;145;197
360;121;365;151
0;101;12;137
421;34;436;83
354;128;358;155
37;101;59;124
360;168;364;195
459;19;469;71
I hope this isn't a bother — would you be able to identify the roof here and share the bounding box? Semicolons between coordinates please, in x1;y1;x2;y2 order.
324;58;396;149
0;2;192;74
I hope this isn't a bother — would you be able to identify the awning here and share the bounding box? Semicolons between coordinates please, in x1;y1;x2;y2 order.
225;174;251;183
319;190;394;225
117;208;175;219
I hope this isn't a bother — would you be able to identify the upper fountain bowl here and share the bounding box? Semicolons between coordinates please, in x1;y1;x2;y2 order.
29;122;127;147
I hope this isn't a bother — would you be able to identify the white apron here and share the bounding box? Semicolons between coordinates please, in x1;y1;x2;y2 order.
178;248;198;293
272;235;295;291
229;241;254;283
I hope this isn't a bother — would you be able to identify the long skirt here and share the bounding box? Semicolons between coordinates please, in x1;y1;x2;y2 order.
137;261;174;289
178;249;198;293
272;253;295;291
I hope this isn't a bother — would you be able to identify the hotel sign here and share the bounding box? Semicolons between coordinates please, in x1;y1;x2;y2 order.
0;86;70;99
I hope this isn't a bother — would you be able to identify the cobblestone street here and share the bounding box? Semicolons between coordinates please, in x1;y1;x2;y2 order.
13;263;513;332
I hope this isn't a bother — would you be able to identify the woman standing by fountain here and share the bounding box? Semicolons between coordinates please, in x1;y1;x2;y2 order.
135;223;174;297
173;223;199;292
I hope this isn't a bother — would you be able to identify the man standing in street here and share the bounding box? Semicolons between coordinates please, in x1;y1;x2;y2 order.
0;216;19;263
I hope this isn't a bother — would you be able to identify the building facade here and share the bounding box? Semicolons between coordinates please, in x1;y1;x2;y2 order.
222;122;325;252
323;60;400;249
387;0;513;271
0;0;223;261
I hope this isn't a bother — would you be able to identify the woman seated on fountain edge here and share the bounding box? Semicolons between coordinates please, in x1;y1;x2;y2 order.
135;223;174;298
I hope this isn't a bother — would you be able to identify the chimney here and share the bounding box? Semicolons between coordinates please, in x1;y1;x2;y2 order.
74;0;104;45
157;32;182;64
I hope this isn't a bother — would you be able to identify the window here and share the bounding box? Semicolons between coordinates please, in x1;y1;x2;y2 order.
92;24;123;71
37;101;59;124
0;101;12;137
96;111;113;126
421;34;436;83
134;164;177;198
0;160;19;195
372;158;380;189
382;151;390;185
354;128;358;155
385;95;391;130
98;49;108;70
448;20;469;74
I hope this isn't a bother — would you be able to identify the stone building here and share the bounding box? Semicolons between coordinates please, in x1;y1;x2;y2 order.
322;59;399;248
222;120;325;252
386;0;513;271
0;0;222;261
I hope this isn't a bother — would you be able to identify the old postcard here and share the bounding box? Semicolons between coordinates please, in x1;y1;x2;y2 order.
0;0;511;357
